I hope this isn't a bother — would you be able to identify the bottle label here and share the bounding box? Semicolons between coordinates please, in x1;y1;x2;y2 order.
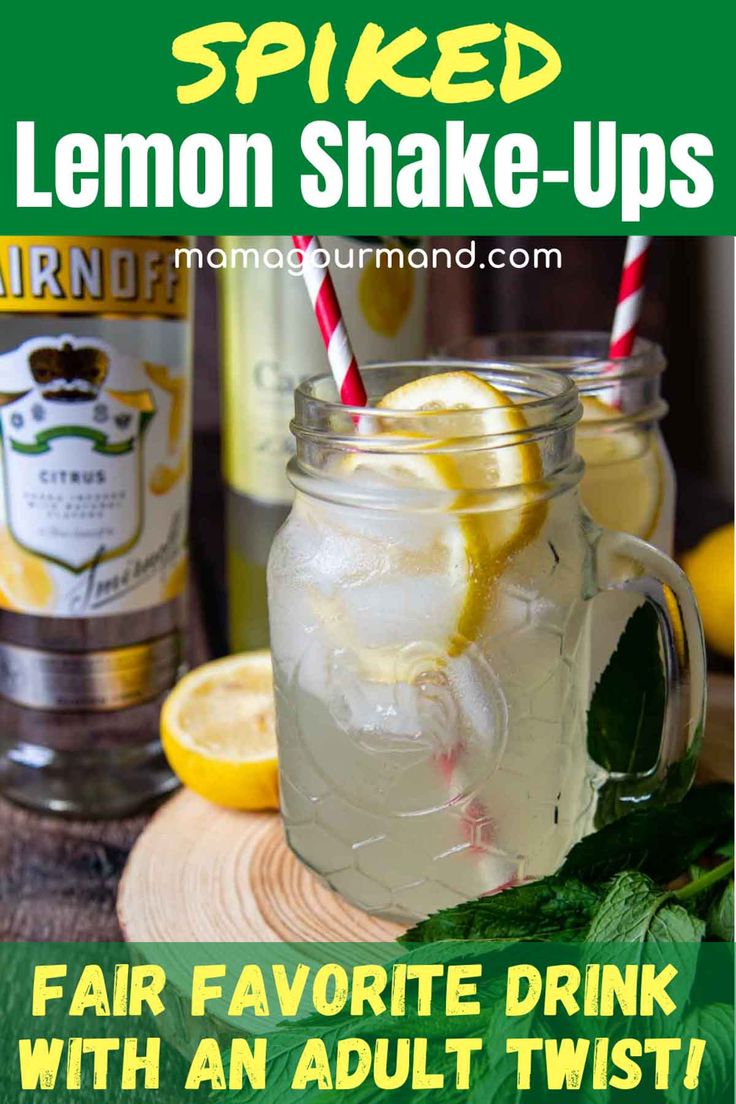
0;236;189;317
0;333;190;617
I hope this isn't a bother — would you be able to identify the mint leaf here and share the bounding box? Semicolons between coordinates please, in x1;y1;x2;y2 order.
587;604;701;825
400;876;603;944
588;602;665;774
560;783;734;885
585;872;705;1043
593;727;702;827
586;871;704;942
647;903;706;941
706;881;734;941
585;871;668;942
668;1004;735;1104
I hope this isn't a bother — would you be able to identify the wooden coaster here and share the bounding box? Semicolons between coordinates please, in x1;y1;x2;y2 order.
117;789;403;943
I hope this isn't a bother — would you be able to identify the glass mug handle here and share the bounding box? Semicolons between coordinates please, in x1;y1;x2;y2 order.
592;529;707;812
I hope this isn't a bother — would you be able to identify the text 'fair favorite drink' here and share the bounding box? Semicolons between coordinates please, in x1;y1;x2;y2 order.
0;237;192;816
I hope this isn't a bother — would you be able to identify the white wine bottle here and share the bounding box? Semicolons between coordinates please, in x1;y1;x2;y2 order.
0;236;193;816
218;236;429;651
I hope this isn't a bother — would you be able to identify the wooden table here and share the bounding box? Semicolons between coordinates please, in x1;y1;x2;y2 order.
0;804;148;940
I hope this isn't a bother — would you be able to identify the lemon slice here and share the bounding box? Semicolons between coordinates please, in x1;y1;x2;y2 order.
377;371;546;650
160;651;279;810
287;373;544;688
299;443;480;673
577;397;663;540
377;370;537;474
294;372;544;680
0;527;54;612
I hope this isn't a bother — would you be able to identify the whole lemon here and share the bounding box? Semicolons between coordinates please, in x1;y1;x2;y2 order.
681;524;734;657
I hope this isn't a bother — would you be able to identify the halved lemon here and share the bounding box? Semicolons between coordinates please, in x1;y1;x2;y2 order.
160;651;279;810
0;527;54;612
577;396;664;540
682;524;734;657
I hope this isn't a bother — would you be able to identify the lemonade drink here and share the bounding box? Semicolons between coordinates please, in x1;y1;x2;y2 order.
268;363;705;923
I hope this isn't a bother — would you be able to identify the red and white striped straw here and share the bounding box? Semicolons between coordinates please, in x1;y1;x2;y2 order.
292;235;367;407
609;236;652;359
291;235;505;890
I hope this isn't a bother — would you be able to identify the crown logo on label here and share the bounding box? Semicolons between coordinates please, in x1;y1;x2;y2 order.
29;342;109;403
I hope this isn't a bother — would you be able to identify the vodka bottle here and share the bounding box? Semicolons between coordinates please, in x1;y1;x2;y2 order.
0;236;192;815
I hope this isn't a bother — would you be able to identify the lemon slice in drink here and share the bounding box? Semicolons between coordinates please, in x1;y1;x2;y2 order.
376;370;544;501
325;442;482;657
290;373;544;686
577;396;664;540
378;368;532;442
160;651;279;810
299;372;544;674
377;371;545;649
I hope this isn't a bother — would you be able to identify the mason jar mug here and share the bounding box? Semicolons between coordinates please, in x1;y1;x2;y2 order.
268;362;705;924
